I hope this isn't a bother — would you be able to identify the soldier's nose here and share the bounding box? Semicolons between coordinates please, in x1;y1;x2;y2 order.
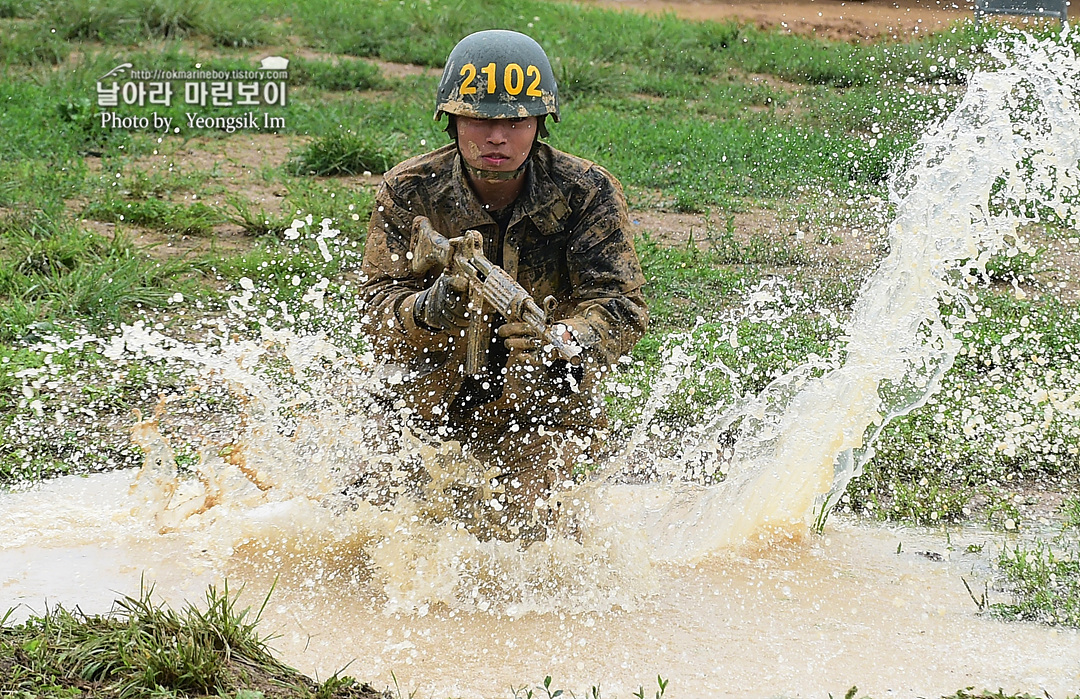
486;125;510;144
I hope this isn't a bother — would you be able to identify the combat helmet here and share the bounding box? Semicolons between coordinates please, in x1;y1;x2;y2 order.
435;30;559;133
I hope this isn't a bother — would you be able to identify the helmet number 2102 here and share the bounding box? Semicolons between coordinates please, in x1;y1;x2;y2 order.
459;63;544;97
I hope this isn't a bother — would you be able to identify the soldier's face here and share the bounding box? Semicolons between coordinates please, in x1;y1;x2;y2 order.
456;116;537;173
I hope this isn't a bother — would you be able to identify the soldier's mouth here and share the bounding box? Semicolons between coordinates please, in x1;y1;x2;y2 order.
481;154;511;167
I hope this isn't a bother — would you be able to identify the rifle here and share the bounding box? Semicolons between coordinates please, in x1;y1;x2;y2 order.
410;215;582;375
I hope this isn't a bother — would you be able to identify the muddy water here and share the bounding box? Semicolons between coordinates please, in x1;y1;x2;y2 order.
261;525;1080;698
3;471;1078;696
4;27;1080;699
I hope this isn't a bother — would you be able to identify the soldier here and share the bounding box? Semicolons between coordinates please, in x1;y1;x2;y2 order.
359;29;647;542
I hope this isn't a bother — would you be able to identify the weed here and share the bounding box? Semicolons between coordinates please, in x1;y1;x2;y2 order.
0;217;196;341
1063;497;1080;530
554;56;631;102
983;239;1041;283
828;687;861;699
291;57;386;92
992;539;1080;627
0;22;68;65
0;581;385;697
82;197;224;236
199;4;272;47
983;493;1022;532
540;675;563;699
283;178;374;240
46;0;208;41
672;187;710;214
633;675;668;699
942;690;1056;699
846;287;1080;526
389;670;417;699
636;234;754;331
0;0;43;18
892;473;972;525
290;130;403;176
225;196;294;237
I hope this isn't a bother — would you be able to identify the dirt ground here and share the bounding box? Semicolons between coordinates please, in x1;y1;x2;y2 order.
581;0;977;40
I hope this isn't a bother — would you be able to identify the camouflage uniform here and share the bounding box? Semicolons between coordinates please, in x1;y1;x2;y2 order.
360;141;647;539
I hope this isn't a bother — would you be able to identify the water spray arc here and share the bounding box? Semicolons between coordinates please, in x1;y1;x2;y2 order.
585;29;1080;563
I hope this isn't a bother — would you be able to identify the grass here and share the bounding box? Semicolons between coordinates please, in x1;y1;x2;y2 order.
289;130;404;176
38;0;273;45
82;198;225;236
225;196;297;237
290;58;387;92
845;291;1080;528
0;217;196;341
0;582;384;698
992;539;1080;627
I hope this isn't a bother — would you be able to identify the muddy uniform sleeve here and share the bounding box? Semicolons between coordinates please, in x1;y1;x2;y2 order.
564;166;648;367
360;181;450;366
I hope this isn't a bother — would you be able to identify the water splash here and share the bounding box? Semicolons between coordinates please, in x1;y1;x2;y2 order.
585;28;1080;562
4;32;1079;619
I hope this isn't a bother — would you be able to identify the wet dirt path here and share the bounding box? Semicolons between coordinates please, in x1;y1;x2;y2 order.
578;0;972;40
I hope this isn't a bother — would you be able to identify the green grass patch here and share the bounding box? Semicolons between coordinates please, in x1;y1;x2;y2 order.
847;291;1080;525
636;235;754;332
0;0;45;18
289;129;404;176
0;216;196;341
38;0;272;45
992;539;1080;627
82;198;225;236
224;196;297;237
1063;497;1080;530
46;0;209;41
0;21;68;65
290;57;387;92
0;582;382;697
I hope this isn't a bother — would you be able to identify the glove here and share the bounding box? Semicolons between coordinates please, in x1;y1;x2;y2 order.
497;322;564;352
498;321;583;357
498;321;540;352
413;273;470;331
501;322;585;397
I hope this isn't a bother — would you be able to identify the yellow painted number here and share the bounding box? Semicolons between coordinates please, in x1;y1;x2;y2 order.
526;64;543;97
460;63;543;97
481;62;497;93
504;63;524;95
459;63;477;95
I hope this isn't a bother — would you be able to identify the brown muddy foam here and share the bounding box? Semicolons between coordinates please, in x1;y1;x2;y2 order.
2;472;1077;697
